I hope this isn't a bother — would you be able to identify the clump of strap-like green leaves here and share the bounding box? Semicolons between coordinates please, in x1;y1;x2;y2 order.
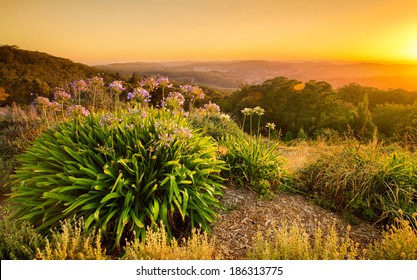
11;108;226;250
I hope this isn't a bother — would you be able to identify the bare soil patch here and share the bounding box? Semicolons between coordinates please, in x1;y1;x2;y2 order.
212;186;381;259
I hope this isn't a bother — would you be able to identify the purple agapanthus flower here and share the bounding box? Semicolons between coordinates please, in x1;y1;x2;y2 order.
140;77;159;91
34;96;51;108
127;87;151;103
49;101;61;112
54;89;71;102
67;105;90;117
174;127;193;140
180;84;205;100
156;77;172;88
203;101;220;115
162;91;185;110
70;80;88;92
109;80;126;92
88;76;105;87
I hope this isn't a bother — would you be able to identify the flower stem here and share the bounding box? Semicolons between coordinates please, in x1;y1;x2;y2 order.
43;107;49;128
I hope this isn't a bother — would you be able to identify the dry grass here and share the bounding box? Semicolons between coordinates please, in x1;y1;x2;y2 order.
35;219;108;260
122;225;219;260
279;141;343;172
248;221;359;260
363;214;417;259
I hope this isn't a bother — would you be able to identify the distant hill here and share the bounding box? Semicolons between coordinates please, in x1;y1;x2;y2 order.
0;45;113;105
96;60;417;91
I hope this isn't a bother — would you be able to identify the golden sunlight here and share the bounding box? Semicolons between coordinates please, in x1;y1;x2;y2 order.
396;26;417;61
293;83;305;90
407;42;417;60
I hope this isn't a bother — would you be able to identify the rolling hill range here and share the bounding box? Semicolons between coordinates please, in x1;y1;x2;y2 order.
96;60;417;91
0;45;116;105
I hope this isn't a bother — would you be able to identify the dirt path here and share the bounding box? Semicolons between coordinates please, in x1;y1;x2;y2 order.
211;186;380;259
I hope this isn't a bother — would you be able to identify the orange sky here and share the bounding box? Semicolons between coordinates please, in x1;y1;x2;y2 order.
1;0;417;65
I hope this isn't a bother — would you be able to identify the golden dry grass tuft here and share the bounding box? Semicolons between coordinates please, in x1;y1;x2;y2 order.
248;221;359;260
363;213;417;259
122;225;220;260
35;218;108;260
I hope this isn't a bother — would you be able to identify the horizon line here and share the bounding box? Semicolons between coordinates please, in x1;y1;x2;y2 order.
90;58;417;67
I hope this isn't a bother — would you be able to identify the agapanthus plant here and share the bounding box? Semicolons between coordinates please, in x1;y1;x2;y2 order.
265;122;276;139
140;77;159;92
162;91;185;111
33;96;51;127
241;106;265;137
11;108;226;250
87;76;105;112
156;77;172;99
127;88;151;107
70;79;88;106
53;89;71;119
202;101;221;116
109;80;126;111
180;85;205;110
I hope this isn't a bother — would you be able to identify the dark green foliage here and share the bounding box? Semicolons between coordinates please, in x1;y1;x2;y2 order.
338;83;417;109
189;112;245;141
10;108;226;250
349;94;376;141
229;77;348;139
228;78;417;142
221;135;287;199
373;102;417;145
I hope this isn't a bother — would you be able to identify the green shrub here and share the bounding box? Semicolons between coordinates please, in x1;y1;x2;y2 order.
298;144;417;225
189;111;245;141
11;108;226;250
248;221;358;260
35;218;108;260
221;135;287;199
0;218;45;260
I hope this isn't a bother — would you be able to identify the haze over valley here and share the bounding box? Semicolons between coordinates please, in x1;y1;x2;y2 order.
96;60;417;91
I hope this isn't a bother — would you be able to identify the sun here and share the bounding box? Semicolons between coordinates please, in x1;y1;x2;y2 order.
402;39;417;61
401;31;417;61
410;43;417;60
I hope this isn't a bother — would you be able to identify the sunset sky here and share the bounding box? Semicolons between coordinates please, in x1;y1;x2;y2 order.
1;0;417;65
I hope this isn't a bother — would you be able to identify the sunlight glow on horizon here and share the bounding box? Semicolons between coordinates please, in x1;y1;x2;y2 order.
1;0;417;65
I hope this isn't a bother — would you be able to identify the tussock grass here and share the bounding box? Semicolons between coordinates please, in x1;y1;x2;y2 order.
298;142;417;226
